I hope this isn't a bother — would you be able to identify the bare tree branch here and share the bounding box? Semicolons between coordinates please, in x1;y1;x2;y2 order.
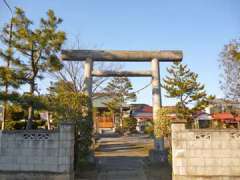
53;36;122;95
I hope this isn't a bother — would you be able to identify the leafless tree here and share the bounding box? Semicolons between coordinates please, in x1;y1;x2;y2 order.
53;36;122;95
219;38;240;101
54;61;121;94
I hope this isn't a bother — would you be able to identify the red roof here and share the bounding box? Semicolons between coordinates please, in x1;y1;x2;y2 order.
212;112;234;121
141;106;152;113
234;116;240;122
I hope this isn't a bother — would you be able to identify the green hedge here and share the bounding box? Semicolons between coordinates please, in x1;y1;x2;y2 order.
5;120;46;130
123;117;137;133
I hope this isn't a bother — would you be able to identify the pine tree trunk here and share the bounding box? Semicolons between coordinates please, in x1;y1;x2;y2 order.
27;81;35;129
1;102;7;130
2;86;8;130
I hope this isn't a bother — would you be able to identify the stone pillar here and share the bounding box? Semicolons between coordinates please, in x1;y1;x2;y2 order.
151;58;164;151
59;123;75;175
171;119;186;180
151;58;161;119
83;57;95;160
83;57;93;98
83;57;93;121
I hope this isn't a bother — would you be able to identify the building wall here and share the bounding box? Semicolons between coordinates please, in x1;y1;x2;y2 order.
0;123;75;180
172;122;240;180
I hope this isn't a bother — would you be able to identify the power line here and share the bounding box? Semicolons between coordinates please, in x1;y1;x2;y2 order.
3;0;12;16
134;82;151;94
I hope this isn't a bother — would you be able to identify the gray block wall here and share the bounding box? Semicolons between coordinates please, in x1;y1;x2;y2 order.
0;123;75;179
172;122;240;180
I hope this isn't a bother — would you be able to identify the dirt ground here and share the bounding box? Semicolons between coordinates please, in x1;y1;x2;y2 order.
76;133;172;180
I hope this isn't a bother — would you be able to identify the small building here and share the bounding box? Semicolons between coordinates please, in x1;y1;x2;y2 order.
93;94;129;133
194;112;212;128
212;112;239;128
130;104;153;132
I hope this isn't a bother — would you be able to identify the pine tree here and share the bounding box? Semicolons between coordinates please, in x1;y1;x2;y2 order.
103;77;136;110
163;62;214;123
103;77;136;126
12;8;66;129
0;15;24;129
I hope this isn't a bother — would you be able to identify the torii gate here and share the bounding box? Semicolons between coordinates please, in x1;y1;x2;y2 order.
62;49;182;150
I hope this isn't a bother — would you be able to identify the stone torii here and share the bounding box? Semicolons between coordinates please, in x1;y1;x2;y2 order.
61;49;183;150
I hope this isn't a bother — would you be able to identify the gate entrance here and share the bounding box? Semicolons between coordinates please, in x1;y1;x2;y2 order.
62;49;182;150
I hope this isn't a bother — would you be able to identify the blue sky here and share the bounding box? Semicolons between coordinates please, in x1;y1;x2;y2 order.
1;0;240;105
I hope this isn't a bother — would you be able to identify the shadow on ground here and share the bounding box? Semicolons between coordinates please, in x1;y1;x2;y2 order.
95;143;143;152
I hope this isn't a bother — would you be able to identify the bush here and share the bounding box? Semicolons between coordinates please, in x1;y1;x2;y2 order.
144;121;154;136
123;117;137;133
168;149;172;165
115;126;124;135
5;120;46;130
6;105;25;121
5;121;26;130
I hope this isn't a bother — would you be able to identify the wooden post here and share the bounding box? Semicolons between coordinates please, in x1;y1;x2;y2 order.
151;58;164;151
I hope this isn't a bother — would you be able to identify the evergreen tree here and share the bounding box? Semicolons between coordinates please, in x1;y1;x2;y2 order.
0;15;24;129
12;8;66;129
163;62;214;123
103;77;136;126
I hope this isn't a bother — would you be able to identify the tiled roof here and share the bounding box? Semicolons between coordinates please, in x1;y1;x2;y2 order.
212;112;234;121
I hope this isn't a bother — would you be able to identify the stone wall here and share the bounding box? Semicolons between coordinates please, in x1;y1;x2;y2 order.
172;121;240;180
0;123;75;180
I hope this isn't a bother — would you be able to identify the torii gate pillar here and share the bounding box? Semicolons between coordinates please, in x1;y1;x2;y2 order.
83;57;93;97
83;57;93;122
151;58;164;151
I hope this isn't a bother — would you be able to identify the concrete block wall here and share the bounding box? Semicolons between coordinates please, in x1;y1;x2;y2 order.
172;122;240;180
0;123;75;179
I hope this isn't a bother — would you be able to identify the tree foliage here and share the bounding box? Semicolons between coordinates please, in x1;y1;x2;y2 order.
123;117;137;133
103;77;136;113
163;63;214;123
154;108;172;138
47;80;93;165
0;14;25;129
11;7;66;129
47;80;88;122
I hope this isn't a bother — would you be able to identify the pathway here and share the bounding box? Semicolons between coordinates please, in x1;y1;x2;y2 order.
95;134;153;180
76;133;171;180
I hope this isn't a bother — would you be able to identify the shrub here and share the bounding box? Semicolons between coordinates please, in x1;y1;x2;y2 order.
5;121;26;130
144;121;154;136
5;120;46;130
154;108;171;138
6;105;25;121
168;149;172;165
115;126;124;135
123;117;137;133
